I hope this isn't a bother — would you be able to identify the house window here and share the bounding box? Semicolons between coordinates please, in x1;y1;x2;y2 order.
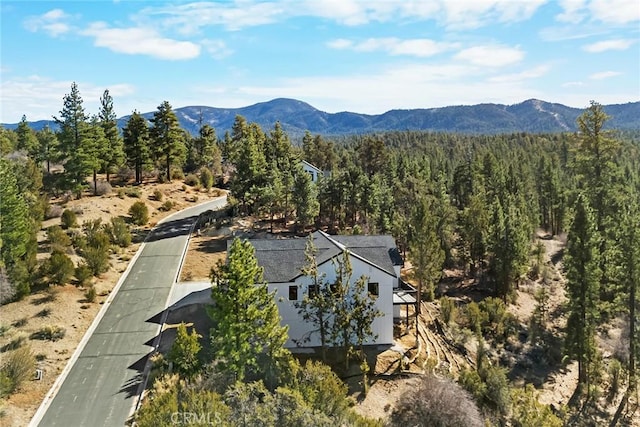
289;285;298;301
308;285;318;298
368;282;379;297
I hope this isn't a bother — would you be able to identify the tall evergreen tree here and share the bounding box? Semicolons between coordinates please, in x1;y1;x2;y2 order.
83;116;107;195
409;197;445;305
295;235;332;362
292;167;319;232
123;111;150;184
565;194;601;394
35;125;59;174
149;101;186;181
0;157;32;300
208;239;289;382
98;89;124;182
54;82;90;193
15;115;38;155
617;202;640;392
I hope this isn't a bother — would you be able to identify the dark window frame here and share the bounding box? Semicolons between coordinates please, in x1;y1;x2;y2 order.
368;282;379;297
289;285;298;301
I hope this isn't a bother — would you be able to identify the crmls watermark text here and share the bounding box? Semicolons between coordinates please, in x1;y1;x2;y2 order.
170;412;219;425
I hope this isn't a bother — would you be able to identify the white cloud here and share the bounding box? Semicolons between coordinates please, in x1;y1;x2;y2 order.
557;0;640;24
583;39;635;52
138;0;544;33
80;22;201;60
0;76;135;122
488;65;551;83
455;45;525;67
556;0;588;23
589;0;640;24
440;0;547;29
23;8;72;37
201;39;233;59
562;81;585;87
589;71;622;79
327;37;455;57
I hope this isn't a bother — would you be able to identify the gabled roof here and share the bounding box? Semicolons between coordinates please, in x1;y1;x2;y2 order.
301;160;323;173
231;231;402;283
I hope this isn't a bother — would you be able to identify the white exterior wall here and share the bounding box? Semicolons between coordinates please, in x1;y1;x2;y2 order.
301;162;320;182
268;256;395;348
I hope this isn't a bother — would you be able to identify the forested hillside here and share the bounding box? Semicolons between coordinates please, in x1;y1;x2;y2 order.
4;97;640;137
1;82;639;425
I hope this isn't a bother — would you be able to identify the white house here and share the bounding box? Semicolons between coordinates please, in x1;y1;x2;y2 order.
301;160;323;183
241;230;415;348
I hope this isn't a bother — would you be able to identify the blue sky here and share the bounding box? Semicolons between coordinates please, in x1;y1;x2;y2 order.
1;0;638;123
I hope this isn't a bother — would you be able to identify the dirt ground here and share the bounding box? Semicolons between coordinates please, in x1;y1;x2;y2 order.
0;177;224;427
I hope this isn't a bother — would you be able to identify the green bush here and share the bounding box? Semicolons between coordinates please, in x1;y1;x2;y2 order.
47;250;75;285
483;365;511;415
159;200;175;212
171;168;185;180
84;286;97;303
0;345;35;396
199;168;214;190
125;186;142;198
105;217;131;247
440;296;457;325
47;225;71;252
184;173;199;186
61;209;77;229
129;201;149;226
75;263;92;286
83;246;110;276
32;325;66;341
152;189;163;202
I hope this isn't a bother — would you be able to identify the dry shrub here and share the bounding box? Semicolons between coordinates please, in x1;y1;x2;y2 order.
45;204;63;219
184;173;199;186
0;345;35;397
129;201;149;226
389;375;483;427
95;180;112;196
84;286;97;303
31;325;66;341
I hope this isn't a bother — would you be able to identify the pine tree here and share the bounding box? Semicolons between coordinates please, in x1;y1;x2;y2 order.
98;89;124;182
54;82;90;193
292;167;319;232
35;125;59;174
618;202;640;392
168;322;201;378
488;196;531;301
123;111;150;184
149;101;186;181
329;251;382;369
208;239;289;382
295;235;333;362
83;117;107;195
15;115;38;155
565;194;601;394
409;197;444;304
0;157;32;299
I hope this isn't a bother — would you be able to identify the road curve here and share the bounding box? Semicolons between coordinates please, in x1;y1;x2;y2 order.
31;196;227;427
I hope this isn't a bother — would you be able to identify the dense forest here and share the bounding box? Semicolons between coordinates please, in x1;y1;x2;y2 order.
1;82;639;425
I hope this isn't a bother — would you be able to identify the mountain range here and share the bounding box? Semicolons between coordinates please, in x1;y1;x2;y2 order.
5;98;639;137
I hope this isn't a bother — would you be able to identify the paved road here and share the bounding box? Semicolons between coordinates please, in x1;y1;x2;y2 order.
33;197;227;427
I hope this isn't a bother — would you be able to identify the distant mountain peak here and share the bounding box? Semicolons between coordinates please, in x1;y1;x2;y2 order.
3;99;639;136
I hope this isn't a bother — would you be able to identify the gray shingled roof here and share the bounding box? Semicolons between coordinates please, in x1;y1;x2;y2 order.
229;231;402;283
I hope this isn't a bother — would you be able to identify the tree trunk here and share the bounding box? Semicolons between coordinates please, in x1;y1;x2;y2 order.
166;155;171;182
93;170;98;196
